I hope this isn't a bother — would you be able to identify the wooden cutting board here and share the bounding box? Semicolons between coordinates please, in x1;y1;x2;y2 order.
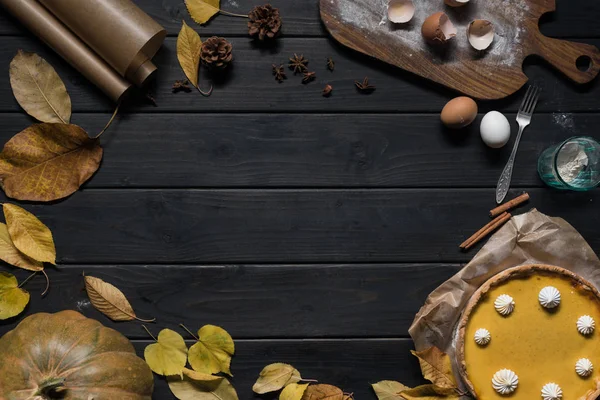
320;0;600;99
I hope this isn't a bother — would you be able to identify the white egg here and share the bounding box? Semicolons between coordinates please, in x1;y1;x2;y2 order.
480;111;511;148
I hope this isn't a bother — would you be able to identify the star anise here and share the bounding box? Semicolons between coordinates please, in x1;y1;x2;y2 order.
355;77;376;93
172;80;192;93
272;64;286;82
289;53;308;74
302;71;316;83
327;57;335;71
322;84;333;97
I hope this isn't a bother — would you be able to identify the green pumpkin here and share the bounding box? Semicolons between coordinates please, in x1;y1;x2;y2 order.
0;310;153;400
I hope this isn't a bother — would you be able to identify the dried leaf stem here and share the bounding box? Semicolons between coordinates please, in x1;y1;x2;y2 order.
18;271;37;288
40;270;49;297
197;84;213;97
143;325;158;342
95;103;120;138
179;323;199;340
219;10;249;18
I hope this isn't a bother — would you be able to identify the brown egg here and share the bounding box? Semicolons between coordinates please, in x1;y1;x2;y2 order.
440;97;478;129
421;12;457;44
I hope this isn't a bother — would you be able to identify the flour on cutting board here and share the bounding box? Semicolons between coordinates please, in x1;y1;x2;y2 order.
334;0;530;68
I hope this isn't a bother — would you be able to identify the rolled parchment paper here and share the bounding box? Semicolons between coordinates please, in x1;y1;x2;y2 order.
408;209;600;395
0;0;132;102
40;0;167;87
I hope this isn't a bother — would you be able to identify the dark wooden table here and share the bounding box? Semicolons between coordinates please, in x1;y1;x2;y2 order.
0;1;599;399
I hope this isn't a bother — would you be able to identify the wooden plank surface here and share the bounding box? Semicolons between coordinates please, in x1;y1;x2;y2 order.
129;339;424;400
2;189;596;265
1;112;591;188
0;0;599;38
0;264;461;339
0;37;599;113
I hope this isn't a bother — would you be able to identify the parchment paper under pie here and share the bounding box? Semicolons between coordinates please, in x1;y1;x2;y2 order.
408;209;600;396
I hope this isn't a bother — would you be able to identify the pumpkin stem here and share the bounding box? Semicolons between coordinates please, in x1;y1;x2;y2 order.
36;377;66;398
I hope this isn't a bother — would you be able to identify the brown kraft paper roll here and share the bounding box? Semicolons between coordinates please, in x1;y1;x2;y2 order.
0;0;131;102
40;0;167;87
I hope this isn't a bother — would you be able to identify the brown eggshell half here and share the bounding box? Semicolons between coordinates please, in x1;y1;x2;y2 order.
421;12;457;44
440;97;478;129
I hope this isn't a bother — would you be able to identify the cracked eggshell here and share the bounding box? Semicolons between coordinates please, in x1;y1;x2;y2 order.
388;0;415;24
468;20;495;50
422;12;457;44
445;0;470;7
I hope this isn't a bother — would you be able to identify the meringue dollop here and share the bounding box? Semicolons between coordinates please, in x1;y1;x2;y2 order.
541;383;562;400
539;286;561;309
494;294;515;316
577;315;595;335
492;369;518;395
576;358;593;377
474;328;491;346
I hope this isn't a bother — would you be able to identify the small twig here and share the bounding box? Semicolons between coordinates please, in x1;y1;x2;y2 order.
41;270;50;297
142;325;158;342
197;84;214;97
95;104;120;138
18;271;38;288
300;378;319;383
179;323;199;340
219;10;249;18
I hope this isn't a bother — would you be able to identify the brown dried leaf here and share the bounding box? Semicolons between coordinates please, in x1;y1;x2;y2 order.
410;347;457;389
9;50;71;124
253;363;301;394
0;222;43;271
177;21;202;88
84;275;155;322
301;384;344;400
400;384;459;399
372;381;410;399
185;0;220;25
0;123;103;202
3;203;55;264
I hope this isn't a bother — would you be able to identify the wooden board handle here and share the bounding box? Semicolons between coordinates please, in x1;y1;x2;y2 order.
533;34;600;84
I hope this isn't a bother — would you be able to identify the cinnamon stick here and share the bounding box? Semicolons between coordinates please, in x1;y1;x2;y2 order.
489;192;530;218
461;212;512;250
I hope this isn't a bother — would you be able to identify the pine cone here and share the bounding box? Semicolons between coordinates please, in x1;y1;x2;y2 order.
200;37;233;69
248;4;282;41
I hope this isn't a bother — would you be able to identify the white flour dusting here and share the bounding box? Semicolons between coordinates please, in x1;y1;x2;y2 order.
557;143;589;183
334;0;530;68
553;113;575;131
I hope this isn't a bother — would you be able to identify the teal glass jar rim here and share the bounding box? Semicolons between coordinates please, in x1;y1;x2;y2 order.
552;136;600;190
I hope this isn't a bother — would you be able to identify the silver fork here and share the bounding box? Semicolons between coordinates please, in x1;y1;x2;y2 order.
495;85;541;204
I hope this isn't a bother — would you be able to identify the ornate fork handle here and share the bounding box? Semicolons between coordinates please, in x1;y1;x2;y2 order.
496;124;525;204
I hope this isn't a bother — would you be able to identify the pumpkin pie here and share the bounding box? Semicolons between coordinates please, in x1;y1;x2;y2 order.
457;264;600;399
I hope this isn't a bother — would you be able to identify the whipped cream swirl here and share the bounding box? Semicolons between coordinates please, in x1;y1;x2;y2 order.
494;294;515;316
474;328;491;346
541;383;562;400
538;286;561;309
492;369;518;395
577;315;595;335
576;358;593;377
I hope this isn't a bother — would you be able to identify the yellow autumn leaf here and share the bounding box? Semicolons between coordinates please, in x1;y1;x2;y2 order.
167;374;239;400
372;381;410;399
188;324;235;376
253;363;302;394
144;329;188;376
185;0;220;25
0;271;30;320
301;384;344;400
0;223;43;271
410;347;457;389
400;384;459;400
181;367;224;382
84;275;155;322
280;382;309;400
9;50;71;124
177;21;202;88
3;204;56;264
0;123;103;202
